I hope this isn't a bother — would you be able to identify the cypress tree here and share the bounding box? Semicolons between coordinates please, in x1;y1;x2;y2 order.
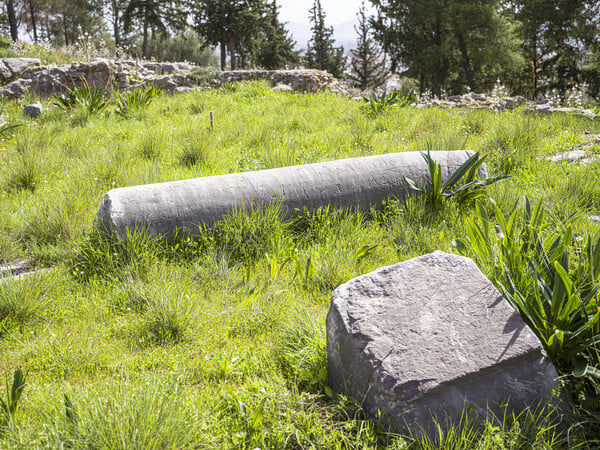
347;2;388;91
304;0;346;78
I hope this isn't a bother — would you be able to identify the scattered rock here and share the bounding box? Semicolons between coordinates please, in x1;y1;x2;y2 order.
0;258;30;277
327;251;557;436
420;93;528;111
589;215;600;224
547;133;600;165
524;104;596;120
215;69;350;94
273;83;293;92
23;101;43;118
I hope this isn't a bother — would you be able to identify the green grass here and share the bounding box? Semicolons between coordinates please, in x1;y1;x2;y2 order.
0;80;599;448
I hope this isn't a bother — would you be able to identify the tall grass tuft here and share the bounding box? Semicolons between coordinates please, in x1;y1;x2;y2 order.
137;289;194;346
210;202;291;265
43;380;209;449
115;85;161;118
0;275;53;336
275;310;328;395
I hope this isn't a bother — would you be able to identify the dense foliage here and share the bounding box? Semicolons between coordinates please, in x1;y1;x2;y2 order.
1;0;598;97
370;0;600;98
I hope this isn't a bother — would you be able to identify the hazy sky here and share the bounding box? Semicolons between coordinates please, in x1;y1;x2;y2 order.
277;0;375;25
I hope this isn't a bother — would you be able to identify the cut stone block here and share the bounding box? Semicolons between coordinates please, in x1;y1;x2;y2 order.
97;151;481;239
327;251;558;436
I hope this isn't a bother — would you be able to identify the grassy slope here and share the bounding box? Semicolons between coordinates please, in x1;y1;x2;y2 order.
0;81;599;448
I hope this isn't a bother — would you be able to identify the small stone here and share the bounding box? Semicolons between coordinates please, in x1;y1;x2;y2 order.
23;101;43;118
547;150;589;163
273;83;293;92
327;251;557;436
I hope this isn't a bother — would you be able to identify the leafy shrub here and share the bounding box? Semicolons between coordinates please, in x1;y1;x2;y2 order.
454;197;600;408
404;150;509;210
189;68;217;87
0;369;26;428
114;85;161;118
362;86;416;115
53;81;108;118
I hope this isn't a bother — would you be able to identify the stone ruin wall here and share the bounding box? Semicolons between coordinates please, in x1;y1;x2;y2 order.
0;57;597;121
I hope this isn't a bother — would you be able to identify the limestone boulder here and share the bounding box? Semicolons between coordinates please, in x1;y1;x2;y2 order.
327;251;558;436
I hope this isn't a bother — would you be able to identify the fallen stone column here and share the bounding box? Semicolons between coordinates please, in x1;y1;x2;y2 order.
97;150;477;239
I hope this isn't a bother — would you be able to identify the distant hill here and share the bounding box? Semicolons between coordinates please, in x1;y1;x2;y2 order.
285;19;358;52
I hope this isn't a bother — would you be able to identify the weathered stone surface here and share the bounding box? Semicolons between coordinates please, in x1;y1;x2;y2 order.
0;58;196;99
215;69;350;94
524;104;596;120
23;101;43;118
547;149;599;165
0;58;41;84
97;151;479;239
273;83;293;92
327;251;557;436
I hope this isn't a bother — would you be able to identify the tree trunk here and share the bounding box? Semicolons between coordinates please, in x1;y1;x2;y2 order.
142;4;149;59
455;29;476;92
28;0;38;42
220;41;226;71
7;0;19;42
433;13;443;98
62;11;69;46
111;0;120;48
531;35;538;99
228;33;236;70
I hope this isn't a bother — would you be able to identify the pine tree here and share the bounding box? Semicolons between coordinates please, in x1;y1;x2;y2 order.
256;1;299;69
123;0;184;59
304;0;346;78
346;2;388;91
194;0;271;71
370;0;520;97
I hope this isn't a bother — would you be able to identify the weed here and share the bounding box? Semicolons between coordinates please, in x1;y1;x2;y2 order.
362;86;416;115
53;81;108;118
454;197;600;409
137;291;193;346
0;122;21;140
404;150;509;210
114;85;161;118
0;275;52;336
4;150;43;192
209;203;290;265
0;369;26;428
275;310;329;395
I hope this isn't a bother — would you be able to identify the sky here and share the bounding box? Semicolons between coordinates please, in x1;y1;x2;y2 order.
277;0;375;25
